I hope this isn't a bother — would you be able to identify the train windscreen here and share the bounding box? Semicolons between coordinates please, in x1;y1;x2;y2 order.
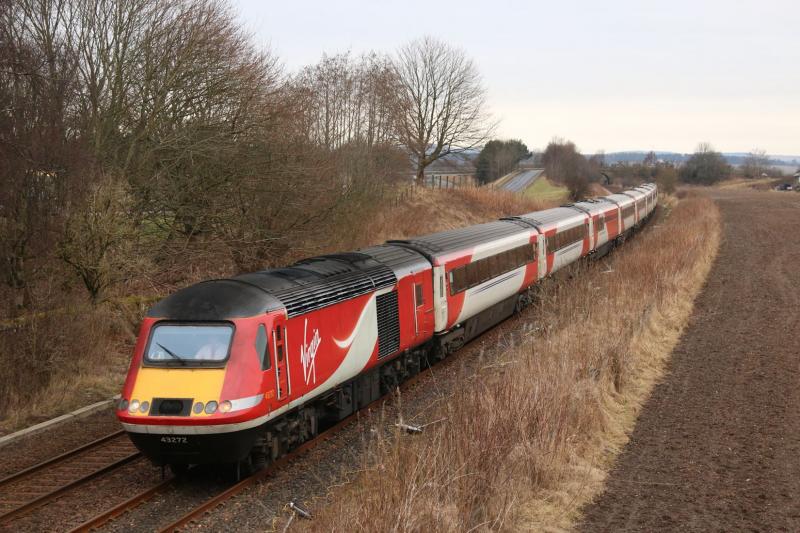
145;323;233;364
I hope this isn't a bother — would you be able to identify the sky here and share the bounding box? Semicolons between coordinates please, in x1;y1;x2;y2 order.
235;0;799;155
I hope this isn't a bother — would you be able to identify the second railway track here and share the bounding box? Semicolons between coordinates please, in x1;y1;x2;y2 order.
0;430;141;526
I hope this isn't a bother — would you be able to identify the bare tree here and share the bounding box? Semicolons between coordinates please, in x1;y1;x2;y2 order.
294;52;396;151
392;37;494;184
541;138;592;201
642;151;658;167
0;0;87;312
742;148;769;179
59;176;136;303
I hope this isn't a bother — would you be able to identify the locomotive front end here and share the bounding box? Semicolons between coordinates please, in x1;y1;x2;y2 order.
116;280;283;468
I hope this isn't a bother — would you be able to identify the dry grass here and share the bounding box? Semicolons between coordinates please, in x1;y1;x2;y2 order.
305;186;552;256
296;193;721;532
0;187;556;434
0;303;136;430
523;178;569;202
714;177;780;190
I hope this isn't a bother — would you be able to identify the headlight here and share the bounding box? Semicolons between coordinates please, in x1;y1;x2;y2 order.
193;402;204;414
118;399;129;411
139;401;150;413
205;401;218;414
129;399;140;412
219;400;232;413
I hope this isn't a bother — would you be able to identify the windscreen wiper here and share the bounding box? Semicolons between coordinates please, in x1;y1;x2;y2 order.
156;342;187;365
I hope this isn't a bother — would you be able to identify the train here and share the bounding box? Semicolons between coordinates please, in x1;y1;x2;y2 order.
117;183;658;473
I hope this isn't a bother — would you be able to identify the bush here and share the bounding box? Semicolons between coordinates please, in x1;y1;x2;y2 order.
541;139;593;200
680;143;731;185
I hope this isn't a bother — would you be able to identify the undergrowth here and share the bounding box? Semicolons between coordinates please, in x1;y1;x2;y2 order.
297;193;721;532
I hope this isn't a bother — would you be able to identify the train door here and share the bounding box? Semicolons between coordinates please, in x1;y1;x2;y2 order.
432;265;448;332
595;213;606;248
412;271;434;339
536;233;547;280
271;319;291;401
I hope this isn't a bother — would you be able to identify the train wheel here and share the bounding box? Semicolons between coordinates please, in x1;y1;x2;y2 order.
250;450;268;472
169;463;190;477
514;296;525;314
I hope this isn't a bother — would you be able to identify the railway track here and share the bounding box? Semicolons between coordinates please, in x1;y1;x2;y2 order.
67;477;175;532
0;430;140;525
0;352;458;531
70;352;463;532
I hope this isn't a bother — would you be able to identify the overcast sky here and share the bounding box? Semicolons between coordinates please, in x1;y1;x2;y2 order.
235;0;798;155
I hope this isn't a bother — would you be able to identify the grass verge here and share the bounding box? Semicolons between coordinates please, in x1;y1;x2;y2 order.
524;177;569;202
296;193;721;531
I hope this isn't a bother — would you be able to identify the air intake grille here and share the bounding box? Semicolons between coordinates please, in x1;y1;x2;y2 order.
273;265;396;318
376;291;400;359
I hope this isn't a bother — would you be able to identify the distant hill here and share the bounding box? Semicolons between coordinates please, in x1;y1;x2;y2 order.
599;151;800;168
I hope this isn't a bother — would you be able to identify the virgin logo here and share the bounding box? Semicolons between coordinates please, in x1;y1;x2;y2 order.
300;319;321;385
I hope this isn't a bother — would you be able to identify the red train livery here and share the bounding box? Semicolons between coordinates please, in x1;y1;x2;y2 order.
117;184;657;472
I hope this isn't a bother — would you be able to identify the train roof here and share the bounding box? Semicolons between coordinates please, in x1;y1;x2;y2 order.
148;252;397;320
504;206;586;231
605;193;636;206
569;198;619;215
623;188;646;200
387;220;530;260
147;279;283;321
359;244;430;277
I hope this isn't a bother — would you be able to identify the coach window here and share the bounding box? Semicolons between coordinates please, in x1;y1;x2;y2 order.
511;247;522;267
476;258;485;281
450;268;467;295
415;283;425;306
465;262;479;287
256;324;270;370
502;250;512;271
622;205;634;219
488;255;500;278
512;247;522;267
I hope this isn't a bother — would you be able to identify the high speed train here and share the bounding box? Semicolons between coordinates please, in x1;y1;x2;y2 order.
117;183;657;473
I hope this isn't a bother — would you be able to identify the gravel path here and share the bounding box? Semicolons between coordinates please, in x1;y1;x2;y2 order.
580;190;800;532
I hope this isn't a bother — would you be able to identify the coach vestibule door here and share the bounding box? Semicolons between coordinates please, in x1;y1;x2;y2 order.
412;271;434;339
432;265;448;332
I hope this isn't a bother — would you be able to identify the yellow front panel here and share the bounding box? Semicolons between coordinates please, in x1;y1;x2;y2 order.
129;367;226;417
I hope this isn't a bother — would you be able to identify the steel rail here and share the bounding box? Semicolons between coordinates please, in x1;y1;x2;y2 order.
67;477;175;532
0;451;141;525
0;430;125;488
